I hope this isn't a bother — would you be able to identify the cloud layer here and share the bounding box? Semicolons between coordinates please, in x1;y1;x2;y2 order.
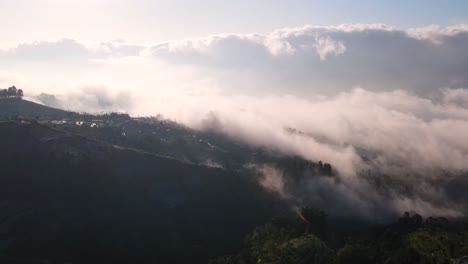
145;24;468;95
1;24;468;220
2;23;468;95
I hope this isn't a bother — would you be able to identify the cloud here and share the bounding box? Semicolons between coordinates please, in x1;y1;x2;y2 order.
313;36;346;61
0;38;144;66
144;24;468;95
3;24;468;95
126;87;468;220
35;86;133;113
442;88;468;107
252;165;288;198
2;23;468;220
407;24;468;43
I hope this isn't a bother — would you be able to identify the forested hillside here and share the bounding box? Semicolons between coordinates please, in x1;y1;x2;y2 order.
0;98;467;263
0;121;286;263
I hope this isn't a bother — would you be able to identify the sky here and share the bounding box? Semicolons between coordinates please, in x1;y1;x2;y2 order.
1;1;468;219
0;0;467;43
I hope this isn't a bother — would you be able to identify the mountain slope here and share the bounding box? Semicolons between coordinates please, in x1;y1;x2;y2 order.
0;98;329;174
0;121;287;263
0;97;77;120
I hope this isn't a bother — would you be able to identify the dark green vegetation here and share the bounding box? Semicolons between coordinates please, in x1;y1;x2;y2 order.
0;97;467;263
212;210;468;264
0;86;24;99
0;120;286;263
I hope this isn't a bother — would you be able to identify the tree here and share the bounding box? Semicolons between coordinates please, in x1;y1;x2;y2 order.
0;86;23;98
7;86;17;97
17;89;24;98
317;161;333;175
323;163;332;175
336;244;374;264
0;89;7;98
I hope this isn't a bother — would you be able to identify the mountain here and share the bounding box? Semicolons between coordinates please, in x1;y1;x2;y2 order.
0;120;287;263
1;98;467;263
0;97;330;175
0;97;76;120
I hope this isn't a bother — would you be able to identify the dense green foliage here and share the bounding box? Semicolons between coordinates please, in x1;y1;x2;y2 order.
0;121;287;263
211;209;468;264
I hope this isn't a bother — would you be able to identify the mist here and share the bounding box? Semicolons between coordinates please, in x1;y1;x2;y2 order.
174;87;468;221
2;24;468;221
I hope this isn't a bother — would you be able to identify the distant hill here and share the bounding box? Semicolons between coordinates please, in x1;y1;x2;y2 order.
0;121;287;263
0;98;329;173
0;97;78;120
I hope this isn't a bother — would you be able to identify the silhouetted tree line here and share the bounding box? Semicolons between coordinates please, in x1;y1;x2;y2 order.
0;86;23;98
212;209;468;264
318;160;333;175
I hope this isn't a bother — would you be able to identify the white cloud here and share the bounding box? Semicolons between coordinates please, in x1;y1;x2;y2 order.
264;35;296;56
253;165;288;198
407;24;468;44
442;88;468;107
0;38;144;64
142;24;468;95
313;36;346;61
2;24;468;96
2;24;468;219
